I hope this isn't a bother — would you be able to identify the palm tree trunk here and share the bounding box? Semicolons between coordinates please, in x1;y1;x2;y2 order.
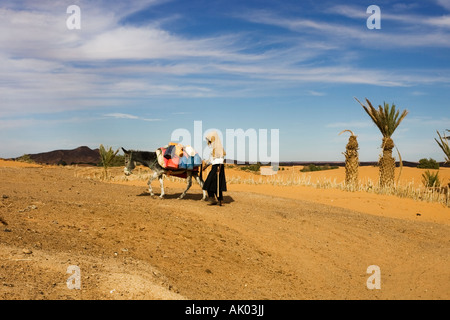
379;137;395;188
343;133;359;188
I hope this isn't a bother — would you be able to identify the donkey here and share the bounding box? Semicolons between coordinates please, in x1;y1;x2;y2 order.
122;148;207;200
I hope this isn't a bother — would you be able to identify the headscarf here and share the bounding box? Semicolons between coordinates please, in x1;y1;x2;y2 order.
205;131;226;158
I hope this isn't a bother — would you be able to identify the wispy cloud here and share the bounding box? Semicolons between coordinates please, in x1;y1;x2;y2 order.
103;113;162;121
308;90;327;96
404;116;450;129
330;4;450;29
103;113;140;120
0;116;92;130
0;0;449;161
436;0;450;11
241;7;450;48
171;112;191;115
1;0;449;119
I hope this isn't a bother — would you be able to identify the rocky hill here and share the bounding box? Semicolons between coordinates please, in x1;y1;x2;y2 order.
20;146;101;165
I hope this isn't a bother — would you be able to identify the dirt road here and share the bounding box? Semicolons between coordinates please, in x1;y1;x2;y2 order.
1;166;449;299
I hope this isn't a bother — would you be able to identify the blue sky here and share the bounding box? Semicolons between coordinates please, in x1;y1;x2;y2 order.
0;0;449;162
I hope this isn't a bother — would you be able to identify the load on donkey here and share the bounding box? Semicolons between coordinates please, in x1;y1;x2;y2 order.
122;142;206;200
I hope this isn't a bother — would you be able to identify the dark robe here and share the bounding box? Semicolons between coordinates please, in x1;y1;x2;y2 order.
202;164;227;201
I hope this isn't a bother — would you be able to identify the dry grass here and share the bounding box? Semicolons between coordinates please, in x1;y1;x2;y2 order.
72;164;450;207
227;168;450;207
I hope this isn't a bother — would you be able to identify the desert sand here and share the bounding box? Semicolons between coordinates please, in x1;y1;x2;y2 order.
114;164;450;224
0;160;449;300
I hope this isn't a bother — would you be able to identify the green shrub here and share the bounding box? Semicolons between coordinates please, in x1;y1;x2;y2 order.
57;160;67;166
99;144;119;180
300;164;339;172
97;155;124;167
111;154;125;167
422;170;440;188
16;154;34;163
417;158;439;169
239;162;261;172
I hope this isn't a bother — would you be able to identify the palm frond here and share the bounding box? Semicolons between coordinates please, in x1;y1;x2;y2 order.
435;131;450;163
355;97;384;133
355;97;408;137
393;104;408;134
339;129;355;136
422;170;440;188
99;144;119;169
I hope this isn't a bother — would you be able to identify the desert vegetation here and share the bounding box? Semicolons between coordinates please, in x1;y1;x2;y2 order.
422;170;440;188
355;98;408;188
417;158;440;169
300;164;339;172
339;129;359;188
72;164;449;207
435;130;450;163
238;162;261;172
15;154;35;164
98;144;119;180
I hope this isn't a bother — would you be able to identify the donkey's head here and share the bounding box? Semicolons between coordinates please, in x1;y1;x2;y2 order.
122;148;135;176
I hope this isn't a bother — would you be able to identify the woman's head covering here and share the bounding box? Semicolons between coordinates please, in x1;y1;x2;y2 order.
205;131;226;158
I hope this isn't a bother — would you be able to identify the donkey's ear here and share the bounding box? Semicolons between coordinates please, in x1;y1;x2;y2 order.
122;147;129;154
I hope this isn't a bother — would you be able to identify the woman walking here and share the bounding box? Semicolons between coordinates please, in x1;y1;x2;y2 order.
202;131;227;206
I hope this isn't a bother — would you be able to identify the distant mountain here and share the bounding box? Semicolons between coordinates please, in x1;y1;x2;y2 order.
12;146;448;168
21;146;101;165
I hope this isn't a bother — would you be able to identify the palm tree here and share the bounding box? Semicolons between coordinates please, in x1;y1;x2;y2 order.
339;130;359;188
355;97;408;188
99;144;119;180
435;130;450;164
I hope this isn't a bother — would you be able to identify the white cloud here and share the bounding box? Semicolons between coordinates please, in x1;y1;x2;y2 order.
329;4;450;28
425;15;450;28
210;63;432;87
103;113;161;121
0;0;450;121
308;90;326;96
0;116;92;130
241;9;450;48
404;116;450;129
411;91;427;96
436;0;450;11
104;113;139;119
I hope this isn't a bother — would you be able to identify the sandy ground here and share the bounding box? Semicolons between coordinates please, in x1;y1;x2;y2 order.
227;166;450;225
0;160;449;300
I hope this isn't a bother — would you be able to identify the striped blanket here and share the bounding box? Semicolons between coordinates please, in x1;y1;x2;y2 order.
156;143;202;171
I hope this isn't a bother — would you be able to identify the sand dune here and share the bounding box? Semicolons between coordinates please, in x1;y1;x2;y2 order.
1;160;449;300
108;164;450;225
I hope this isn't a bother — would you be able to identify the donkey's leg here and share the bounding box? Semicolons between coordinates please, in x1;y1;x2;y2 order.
147;171;159;196
159;174;165;199
178;172;193;199
194;174;207;201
